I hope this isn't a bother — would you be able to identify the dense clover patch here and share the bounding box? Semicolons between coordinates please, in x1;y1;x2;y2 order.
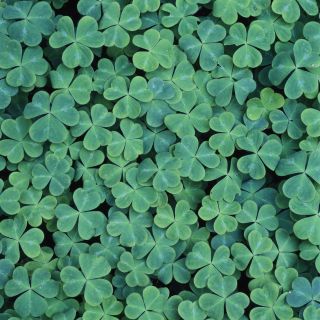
1;0;320;319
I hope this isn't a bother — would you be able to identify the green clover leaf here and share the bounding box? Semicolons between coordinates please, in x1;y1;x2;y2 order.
3;1;54;46
5;267;58;317
125;286;167;320
155;200;197;241
250;283;293;320
25;91;79;143
49;16;104;68
61;253;112;306
71;104;115;150
133;29;174;72
237;130;282;179
207;55;256;107
0;116;42;163
199;273;250;320
0;215;44;264
100;2;141;48
269;39;320;99
0;35;48;88
225;22;272;68
179;20;226;71
32;153;72;196
199;197;240;235
55;188;105;240
186;241;235;288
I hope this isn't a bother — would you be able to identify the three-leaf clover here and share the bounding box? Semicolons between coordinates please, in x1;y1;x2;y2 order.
104;76;153;119
55;188;105;240
0;215;44;264
0;116;42;163
207;55;256;106
25;91;79;143
111;167;157;212
231;230;275;278
0;35;48;88
125;286;167;320
107;209;152;247
225;22;272;68
132;29;174;72
186;241;235;288
237;130;282;180
286;277;320;309
154;200;197;241
60;253;112;306
250;283;293;320
32;153;72;196
5;267;58;317
199;273;250;320
174;135;220;182
3;1;54;46
71;104;115;150
49;16;104;68
269;39;320;99
199;197;240;235
99;2;141;48
179;20;226;71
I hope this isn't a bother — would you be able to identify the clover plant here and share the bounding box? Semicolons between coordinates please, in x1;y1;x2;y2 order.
0;0;320;319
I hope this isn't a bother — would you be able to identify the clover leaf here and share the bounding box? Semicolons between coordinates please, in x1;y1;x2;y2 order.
246;88;285;121
269;39;320;99
83;295;123;320
32;153;72;196
213;0;250;25
61;253;112;306
205;157;242;203
272;0;318;23
276;150;320;202
186;241;235;288
0;35;48;88
125;286;167;320
199;273;250;320
179;20;226;71
3;1;54;46
138;152;182;192
49;16;104;68
165;91;212;137
209;111;247;157
237;130;282;179
118;251;154;287
207;55;256;107
112;167;157;212
286;277;320;308
50;64;93;105
225;22;272;68
236;200;279;237
104;76;153;119
25;91;79;143
231;230;275;278
0;215;44;264
270;100;305;140
107;208;152;247
100;2;141;48
250;283;293;320
133;29;174;72
161;0;199;36
155;200;197;241
174;135;220;182
0;116;42;163
71;104;115;151
5;267;58;317
55;188;105;240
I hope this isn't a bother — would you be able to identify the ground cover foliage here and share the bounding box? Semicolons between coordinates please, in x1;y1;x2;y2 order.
0;0;320;319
